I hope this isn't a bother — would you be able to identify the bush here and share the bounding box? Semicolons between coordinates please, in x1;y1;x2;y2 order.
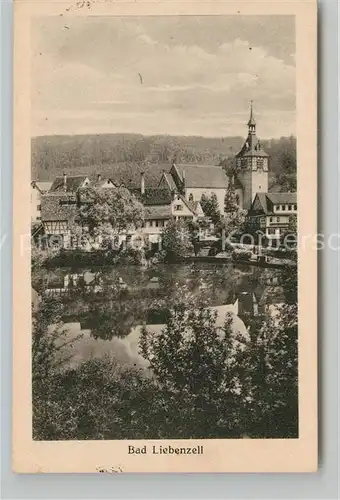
231;249;252;262
116;246;147;266
208;238;234;256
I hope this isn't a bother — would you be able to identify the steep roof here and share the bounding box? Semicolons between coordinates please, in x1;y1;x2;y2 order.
108;163;171;189
31;181;53;193
173;164;230;188
41;193;79;222
131;188;173;206
50;175;89;193
266;192;297;205
236;136;269;158
250;192;297;215
88;175;116;188
159;172;177;190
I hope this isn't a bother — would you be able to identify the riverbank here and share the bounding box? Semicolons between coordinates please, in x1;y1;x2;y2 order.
34;247;296;271
185;255;296;269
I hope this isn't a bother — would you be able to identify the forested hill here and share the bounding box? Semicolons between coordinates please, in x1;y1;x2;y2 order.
31;133;297;191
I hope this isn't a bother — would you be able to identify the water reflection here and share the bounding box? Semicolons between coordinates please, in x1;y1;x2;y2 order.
33;263;286;368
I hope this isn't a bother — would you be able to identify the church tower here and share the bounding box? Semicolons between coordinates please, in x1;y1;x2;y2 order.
235;103;269;210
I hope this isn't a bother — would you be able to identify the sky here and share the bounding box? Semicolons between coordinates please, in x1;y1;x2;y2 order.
31;16;295;138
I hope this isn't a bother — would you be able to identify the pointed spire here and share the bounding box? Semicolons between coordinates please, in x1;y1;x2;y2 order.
247;100;256;128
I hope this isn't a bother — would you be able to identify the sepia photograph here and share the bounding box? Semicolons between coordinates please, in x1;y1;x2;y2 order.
30;13;298;442
13;0;317;473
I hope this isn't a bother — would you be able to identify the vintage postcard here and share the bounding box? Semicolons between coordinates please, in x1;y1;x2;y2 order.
13;0;317;473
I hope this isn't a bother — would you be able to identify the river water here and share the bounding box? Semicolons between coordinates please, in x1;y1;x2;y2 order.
32;262;285;369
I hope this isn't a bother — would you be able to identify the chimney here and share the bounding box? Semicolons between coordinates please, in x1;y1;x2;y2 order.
63;172;67;192
140;171;145;195
97;174;102;182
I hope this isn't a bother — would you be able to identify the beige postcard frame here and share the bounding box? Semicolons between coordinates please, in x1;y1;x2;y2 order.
13;0;317;473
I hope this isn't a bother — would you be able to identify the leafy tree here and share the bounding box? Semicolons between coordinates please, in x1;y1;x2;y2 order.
224;179;238;213
219;156;240;177
271;141;297;192
79;187;144;237
218;209;247;239
32;297;81;382
245;304;298;438
33;355;162;440
139;305;249;438
31;294;160;440
200;193;221;225
160;219;193;263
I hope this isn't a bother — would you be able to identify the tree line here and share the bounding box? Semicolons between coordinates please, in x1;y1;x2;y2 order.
32;133;296;192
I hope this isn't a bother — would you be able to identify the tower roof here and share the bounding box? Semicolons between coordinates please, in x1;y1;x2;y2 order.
235;103;269;159
247;101;256;127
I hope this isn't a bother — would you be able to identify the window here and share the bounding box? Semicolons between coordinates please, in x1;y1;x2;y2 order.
256;158;264;169
270;217;273;222
282;205;286;211
267;228;275;235
277;217;280;222
174;204;182;211
294;204;297;210
37;204;41;211
188;193;194;202
288;205;292;210
155;220;159;228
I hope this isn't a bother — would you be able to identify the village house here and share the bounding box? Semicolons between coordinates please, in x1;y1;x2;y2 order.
49;174;91;192
39;171;204;248
159;163;230;214
39;175;90;248
247;192;297;247
40;192;81;248
31;180;53;221
130;172;204;243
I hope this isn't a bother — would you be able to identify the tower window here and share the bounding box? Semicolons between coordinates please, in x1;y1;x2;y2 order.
256;158;264;170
